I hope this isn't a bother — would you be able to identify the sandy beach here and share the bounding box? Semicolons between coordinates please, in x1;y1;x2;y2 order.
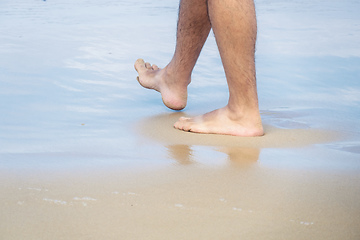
0;0;359;239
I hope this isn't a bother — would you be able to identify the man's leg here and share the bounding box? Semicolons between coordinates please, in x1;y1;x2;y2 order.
174;0;263;136
134;0;211;110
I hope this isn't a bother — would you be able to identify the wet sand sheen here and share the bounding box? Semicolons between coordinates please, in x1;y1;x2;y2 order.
137;112;341;148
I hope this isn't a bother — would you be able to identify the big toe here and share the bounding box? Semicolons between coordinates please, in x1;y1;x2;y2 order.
174;117;192;131
134;58;146;72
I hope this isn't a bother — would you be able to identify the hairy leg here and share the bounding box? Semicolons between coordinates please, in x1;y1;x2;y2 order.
174;0;264;136
134;0;211;110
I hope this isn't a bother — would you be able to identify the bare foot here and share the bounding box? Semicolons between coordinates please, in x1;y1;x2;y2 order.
134;58;189;110
174;106;264;137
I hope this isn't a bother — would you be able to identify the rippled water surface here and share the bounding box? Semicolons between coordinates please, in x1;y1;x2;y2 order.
0;0;359;174
1;0;359;166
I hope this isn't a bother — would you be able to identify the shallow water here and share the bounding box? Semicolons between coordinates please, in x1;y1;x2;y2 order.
0;0;360;239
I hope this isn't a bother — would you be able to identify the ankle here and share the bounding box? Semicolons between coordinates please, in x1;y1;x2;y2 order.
225;105;262;125
165;63;191;86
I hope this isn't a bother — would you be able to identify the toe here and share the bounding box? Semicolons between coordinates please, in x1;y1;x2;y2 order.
152;64;159;70
182;123;191;132
174;121;180;129
174;117;192;132
134;58;145;71
174;118;185;131
145;62;151;69
179;117;190;121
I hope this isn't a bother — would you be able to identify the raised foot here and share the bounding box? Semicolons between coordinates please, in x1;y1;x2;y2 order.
134;58;188;111
173;107;264;137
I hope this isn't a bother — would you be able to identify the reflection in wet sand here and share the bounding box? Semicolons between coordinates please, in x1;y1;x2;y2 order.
166;145;194;165
168;144;260;167
221;147;260;167
138;112;341;167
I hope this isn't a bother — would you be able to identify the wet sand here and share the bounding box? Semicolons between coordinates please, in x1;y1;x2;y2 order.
137;112;341;148
1;0;360;239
